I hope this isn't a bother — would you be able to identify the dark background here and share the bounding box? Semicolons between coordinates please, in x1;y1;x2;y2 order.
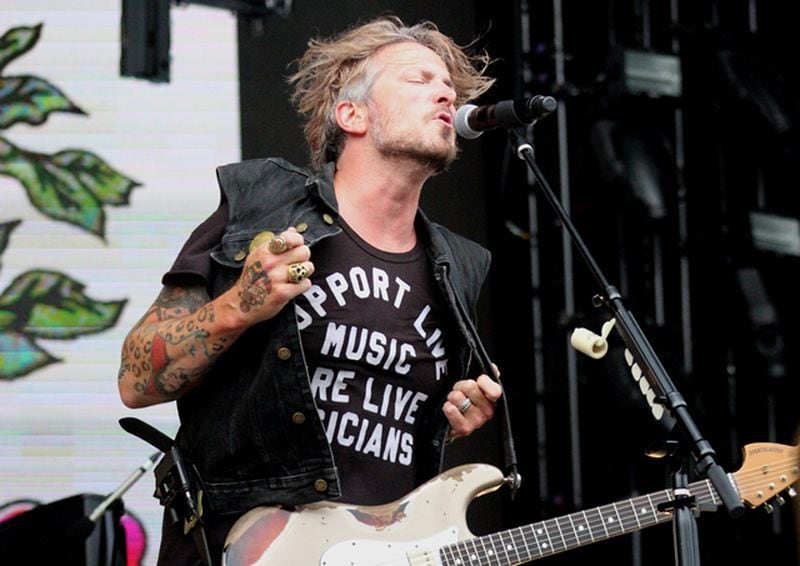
236;1;800;564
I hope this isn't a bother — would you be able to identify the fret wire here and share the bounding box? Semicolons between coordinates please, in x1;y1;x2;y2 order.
629;497;643;529
580;510;596;542
567;513;584;550
512;526;526;562
543;518;558;553
528;519;546;558
435;464;800;566
553;516;568;552
439;544;452;566
476;534;490;565
593;506;610;539
467;535;482;563
487;532;508;564
608;503;624;534
516;524;533;561
645;492;659;524
510;528;523;563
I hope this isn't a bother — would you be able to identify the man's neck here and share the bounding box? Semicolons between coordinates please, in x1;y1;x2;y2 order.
333;154;432;253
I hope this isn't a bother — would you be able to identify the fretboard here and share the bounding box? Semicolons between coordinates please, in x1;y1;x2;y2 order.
438;478;723;565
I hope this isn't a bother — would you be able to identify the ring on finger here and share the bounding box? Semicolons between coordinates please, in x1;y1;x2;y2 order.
457;397;472;414
287;263;310;283
268;235;288;254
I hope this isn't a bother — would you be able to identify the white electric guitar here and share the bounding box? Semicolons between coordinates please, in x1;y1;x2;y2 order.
223;442;799;565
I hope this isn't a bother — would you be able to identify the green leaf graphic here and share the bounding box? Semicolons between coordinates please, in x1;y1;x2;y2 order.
0;25;41;74
0;137;141;238
0;219;21;258
0;308;15;329
0;75;86;129
0;270;126;339
0;329;59;380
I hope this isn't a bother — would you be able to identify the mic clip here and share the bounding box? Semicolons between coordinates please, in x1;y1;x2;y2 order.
120;417;213;565
153;447;213;565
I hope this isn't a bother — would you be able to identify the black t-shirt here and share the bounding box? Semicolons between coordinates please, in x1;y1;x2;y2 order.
293;221;451;504
163;203;452;505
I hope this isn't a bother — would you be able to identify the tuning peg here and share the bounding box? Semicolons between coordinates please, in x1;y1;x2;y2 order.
763;501;774;514
787;487;797;499
773;494;786;506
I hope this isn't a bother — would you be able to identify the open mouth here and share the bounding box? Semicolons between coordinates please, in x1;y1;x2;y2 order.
434;111;453;127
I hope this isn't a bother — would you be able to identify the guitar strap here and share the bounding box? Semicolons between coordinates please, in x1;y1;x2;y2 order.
449;278;522;497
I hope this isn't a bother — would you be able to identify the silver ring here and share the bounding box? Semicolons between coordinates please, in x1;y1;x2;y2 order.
457;397;472;414
287;263;310;283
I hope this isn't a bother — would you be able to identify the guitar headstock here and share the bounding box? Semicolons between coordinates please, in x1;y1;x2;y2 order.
733;442;800;510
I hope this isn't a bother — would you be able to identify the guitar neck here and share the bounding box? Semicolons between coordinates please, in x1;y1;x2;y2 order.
439;478;724;565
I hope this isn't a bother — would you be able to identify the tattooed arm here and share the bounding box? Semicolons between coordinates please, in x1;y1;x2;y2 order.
118;284;243;407
118;229;314;408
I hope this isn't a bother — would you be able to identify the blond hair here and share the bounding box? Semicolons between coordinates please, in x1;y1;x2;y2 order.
288;16;495;169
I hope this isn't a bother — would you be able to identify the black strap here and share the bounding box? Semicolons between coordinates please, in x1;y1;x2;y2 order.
439;268;521;496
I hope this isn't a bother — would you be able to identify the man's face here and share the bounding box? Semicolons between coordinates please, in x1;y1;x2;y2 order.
365;42;458;171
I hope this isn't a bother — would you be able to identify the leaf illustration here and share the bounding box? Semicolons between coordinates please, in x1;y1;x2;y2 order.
0;328;59;380
0;25;41;74
0;270;126;339
0;75;86;130
0;137;141;238
0;219;21;258
0;308;15;329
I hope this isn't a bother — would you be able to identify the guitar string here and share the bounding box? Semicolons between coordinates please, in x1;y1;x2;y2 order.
437;455;799;566
328;455;799;566
438;488;683;564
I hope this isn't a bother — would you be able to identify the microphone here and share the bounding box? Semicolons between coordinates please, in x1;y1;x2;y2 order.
454;95;558;139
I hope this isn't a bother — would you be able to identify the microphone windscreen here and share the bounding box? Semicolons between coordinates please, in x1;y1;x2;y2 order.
454;104;481;139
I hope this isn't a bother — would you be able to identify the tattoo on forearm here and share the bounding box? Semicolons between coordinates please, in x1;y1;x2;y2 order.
120;286;232;401
238;261;272;313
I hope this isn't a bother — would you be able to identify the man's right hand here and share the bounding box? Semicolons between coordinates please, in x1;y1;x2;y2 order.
225;228;314;325
118;228;314;408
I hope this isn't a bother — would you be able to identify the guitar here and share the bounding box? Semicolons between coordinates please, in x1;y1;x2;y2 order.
223;442;799;565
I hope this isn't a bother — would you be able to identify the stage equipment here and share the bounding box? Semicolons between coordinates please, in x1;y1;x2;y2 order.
120;0;291;83
120;416;213;566
459;97;745;566
0;453;156;565
120;0;171;82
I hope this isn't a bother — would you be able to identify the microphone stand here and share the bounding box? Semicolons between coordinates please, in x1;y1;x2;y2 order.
504;125;745;566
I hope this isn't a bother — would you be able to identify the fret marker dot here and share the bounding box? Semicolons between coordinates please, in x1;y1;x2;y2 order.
536;528;543;535
607;517;615;523
506;544;514;551
577;525;585;531
542;543;549;549
488;550;494;556
470;554;477;560
640;508;648;514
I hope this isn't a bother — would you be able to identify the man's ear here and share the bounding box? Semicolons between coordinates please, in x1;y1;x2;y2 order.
334;100;367;135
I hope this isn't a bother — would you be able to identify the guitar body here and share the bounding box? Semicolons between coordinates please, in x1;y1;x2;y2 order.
223;463;506;566
223;442;800;566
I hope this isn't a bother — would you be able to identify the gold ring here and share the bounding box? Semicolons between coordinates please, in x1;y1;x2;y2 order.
287;263;310;283
268;236;288;254
457;398;472;414
249;231;276;253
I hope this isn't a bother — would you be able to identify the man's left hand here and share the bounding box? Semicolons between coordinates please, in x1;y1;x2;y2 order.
443;370;503;440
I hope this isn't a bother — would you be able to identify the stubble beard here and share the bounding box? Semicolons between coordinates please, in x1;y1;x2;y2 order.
372;116;458;174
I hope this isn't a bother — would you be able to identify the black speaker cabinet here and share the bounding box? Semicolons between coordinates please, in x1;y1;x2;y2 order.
0;493;126;566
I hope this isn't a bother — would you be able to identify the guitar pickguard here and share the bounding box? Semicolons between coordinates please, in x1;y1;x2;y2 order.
320;527;457;566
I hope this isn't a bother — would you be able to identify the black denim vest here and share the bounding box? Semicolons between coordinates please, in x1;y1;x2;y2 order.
175;158;491;515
